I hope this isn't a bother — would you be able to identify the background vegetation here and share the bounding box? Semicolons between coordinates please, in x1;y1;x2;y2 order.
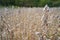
0;0;60;7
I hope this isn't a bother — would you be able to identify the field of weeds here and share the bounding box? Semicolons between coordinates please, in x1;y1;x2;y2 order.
0;7;60;40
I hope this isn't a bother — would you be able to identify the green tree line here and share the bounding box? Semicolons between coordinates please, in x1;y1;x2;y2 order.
0;0;60;7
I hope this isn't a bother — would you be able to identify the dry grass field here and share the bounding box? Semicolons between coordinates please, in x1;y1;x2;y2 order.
0;7;60;40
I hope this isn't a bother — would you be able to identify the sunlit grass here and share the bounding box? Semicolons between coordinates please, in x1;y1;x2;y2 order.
0;7;60;40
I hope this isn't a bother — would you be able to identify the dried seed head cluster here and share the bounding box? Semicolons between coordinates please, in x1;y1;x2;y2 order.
0;7;60;40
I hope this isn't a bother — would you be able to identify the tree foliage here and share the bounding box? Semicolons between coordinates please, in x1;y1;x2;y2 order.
0;0;60;7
